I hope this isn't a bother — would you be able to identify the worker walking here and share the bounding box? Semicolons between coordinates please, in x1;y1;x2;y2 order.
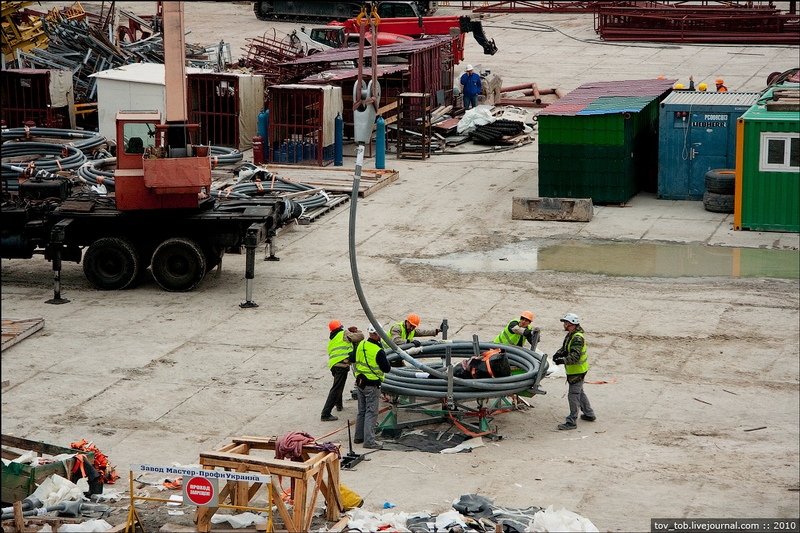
552;313;596;430
494;310;538;348
353;324;391;449
321;320;364;422
715;78;728;92
460;64;482;111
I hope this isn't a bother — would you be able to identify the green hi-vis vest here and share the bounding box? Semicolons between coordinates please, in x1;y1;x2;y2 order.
354;340;385;382
565;331;588;375
327;330;352;369
392;321;415;343
494;320;528;346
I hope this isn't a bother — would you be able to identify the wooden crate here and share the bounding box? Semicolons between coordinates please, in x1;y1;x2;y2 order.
195;436;342;533
1;435;93;504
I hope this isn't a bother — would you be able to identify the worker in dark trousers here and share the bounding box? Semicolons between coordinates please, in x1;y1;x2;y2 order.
386;313;441;366
321;320;364;422
552;313;596;430
494;310;538;348
353;324;391;449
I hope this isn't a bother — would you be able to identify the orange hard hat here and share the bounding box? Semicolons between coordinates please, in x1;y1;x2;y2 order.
329;319;342;331
657;75;665;80
406;314;421;327
520;310;534;322
715;78;724;85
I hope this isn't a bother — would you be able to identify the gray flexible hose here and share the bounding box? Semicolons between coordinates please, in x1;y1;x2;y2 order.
346;146;548;399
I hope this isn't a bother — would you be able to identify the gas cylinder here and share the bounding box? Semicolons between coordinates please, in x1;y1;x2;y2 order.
375;116;386;170
294;134;303;163
280;139;289;163
258;109;269;144
334;113;344;166
252;135;265;165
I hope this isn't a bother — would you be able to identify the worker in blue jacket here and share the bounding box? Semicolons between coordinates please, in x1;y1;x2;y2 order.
460;64;482;110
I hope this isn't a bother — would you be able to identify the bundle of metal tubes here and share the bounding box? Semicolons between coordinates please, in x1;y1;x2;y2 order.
217;163;330;211
77;156;116;190
2;127;108;154
382;340;549;400
1;143;87;189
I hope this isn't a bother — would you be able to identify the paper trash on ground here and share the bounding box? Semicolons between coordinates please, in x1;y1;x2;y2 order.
346;508;409;531
532;505;599;532
38;519;113;532
440;437;485;454
210;512;268;528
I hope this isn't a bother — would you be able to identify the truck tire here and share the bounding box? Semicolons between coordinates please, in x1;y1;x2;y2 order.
702;191;734;214
83;237;140;290
705;169;735;195
151;237;207;292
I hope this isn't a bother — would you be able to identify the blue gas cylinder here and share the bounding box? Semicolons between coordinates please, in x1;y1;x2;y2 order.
258;109;269;144
295;137;303;162
280;139;288;163
334;113;343;166
375;116;386;170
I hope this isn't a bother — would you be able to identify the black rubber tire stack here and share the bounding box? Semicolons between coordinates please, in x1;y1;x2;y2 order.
703;169;735;213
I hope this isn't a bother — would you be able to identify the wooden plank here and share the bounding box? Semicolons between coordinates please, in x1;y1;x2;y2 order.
260;166;399;197
2;317;44;352
298;195;350;225
199;451;312;476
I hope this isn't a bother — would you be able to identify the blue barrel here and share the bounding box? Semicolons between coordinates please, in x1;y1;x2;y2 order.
258;109;269;145
334;113;343;166
375;116;386;170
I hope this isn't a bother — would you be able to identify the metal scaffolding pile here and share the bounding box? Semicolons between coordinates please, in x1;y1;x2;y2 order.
595;5;799;44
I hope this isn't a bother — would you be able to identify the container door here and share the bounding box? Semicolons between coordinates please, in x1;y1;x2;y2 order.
689;112;730;195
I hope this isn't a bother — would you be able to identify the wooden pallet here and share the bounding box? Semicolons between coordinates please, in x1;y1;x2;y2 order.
298;194;350;225
260;165;399;198
1;317;44;352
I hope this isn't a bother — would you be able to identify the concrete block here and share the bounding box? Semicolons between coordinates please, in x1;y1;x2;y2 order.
512;197;593;222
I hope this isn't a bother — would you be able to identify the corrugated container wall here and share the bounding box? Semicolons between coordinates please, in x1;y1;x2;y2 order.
657;91;759;200
538;79;675;204
735;85;799;233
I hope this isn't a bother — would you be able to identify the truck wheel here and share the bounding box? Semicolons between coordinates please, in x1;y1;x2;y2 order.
151;237;206;292
83;237;140;290
702;191;734;214
705;169;735;195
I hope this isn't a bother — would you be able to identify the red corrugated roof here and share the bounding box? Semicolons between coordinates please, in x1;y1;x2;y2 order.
540;78;677;115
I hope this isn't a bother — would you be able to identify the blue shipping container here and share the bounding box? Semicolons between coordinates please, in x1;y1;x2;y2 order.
657;92;759;200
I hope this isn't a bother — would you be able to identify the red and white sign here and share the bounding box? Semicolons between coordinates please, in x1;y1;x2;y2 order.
183;476;218;507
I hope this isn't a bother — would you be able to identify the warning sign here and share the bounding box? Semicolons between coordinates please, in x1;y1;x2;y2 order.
183;476;218;507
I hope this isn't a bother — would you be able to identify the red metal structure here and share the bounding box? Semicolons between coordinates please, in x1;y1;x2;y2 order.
113;2;210;211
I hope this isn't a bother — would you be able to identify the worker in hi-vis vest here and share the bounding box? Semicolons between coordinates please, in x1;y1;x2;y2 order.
321;320;364;422
552;313;596;430
494;310;538;348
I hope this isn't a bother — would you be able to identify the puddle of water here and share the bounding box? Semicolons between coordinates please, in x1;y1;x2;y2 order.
400;241;800;279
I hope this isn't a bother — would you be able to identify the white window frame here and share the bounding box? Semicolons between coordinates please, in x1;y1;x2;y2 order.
759;132;800;172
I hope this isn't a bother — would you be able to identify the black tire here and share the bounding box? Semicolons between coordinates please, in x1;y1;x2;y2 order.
82;237;140;290
703;191;734;214
151;237;206;292
705;169;735;195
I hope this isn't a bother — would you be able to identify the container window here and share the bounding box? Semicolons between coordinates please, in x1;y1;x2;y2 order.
759;132;800;172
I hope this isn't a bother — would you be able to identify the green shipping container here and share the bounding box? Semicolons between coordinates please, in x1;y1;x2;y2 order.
736;85;800;233
537;79;674;203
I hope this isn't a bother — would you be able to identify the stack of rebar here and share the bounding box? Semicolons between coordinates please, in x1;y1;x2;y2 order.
470;119;527;145
239;29;308;85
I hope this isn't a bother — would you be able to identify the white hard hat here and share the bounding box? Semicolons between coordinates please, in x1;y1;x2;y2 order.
560;313;580;325
367;323;381;334
466;64;473;71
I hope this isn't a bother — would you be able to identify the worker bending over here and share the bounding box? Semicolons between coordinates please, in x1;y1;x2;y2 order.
321;320;364;422
386;313;441;367
494;310;538;348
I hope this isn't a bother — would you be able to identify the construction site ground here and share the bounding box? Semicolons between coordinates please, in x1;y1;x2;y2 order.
2;2;799;532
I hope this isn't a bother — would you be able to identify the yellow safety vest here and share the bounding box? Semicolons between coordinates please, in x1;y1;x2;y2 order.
494;320;529;346
354;340;385;382
565;331;588;375
327;329;352;369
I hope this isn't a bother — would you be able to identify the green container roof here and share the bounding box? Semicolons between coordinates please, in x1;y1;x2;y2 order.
742;84;800;123
539;78;676;116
